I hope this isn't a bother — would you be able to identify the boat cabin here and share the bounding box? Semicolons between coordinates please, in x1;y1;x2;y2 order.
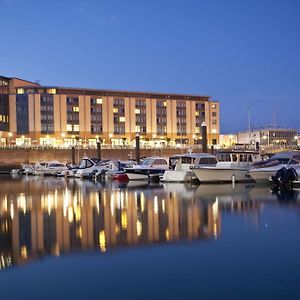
216;151;260;165
169;153;217;171
140;157;169;169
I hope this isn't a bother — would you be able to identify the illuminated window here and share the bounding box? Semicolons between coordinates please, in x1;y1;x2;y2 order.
17;88;24;94
47;88;56;94
73;106;79;112
96;98;102;104
119;117;125;122
195;111;199;116
113;108;118;113
135;108;140;114
136;125;141;132
73;125;79;132
212;129;217;134
212;104;217;109
66;124;73;131
163;101;167;107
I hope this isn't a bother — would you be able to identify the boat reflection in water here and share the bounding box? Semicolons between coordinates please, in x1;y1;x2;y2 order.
0;176;298;271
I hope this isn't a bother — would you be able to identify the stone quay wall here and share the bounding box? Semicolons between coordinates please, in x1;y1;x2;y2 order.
0;148;195;167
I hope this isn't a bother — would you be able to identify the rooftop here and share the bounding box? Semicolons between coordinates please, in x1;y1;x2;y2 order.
17;85;211;101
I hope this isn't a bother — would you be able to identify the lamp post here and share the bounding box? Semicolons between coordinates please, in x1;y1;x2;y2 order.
135;133;140;164
293;135;298;149
109;133;113;148
8;132;13;148
96;138;102;160
71;135;76;165
201;121;208;153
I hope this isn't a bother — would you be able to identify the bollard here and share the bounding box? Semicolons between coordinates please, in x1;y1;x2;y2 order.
232;174;235;188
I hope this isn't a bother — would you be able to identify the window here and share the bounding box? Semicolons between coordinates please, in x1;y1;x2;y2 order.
212;129;217;134
73;125;79;132
73;106;79;112
96;98;102;104
47;88;56;94
212;112;217;117
119;117;125;122
67;124;73;131
135;108;140;114
113;108;118;113
17;88;24;94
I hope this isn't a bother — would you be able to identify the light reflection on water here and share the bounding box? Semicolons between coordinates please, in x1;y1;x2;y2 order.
0;176;299;271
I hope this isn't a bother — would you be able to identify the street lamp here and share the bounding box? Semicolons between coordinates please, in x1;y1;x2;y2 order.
8;132;13;147
109;133;113;147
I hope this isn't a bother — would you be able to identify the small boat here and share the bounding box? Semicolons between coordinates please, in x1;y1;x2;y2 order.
125;157;169;181
75;156;111;178
103;160;136;181
34;161;68;176
193;150;261;183
161;153;217;182
249;151;300;183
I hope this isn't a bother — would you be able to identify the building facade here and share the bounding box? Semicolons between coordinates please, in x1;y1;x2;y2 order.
0;75;220;147
237;128;298;149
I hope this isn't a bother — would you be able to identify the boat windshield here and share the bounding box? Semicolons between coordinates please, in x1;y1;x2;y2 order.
79;159;94;169
48;163;64;167
141;158;154;166
198;157;217;165
181;157;195;164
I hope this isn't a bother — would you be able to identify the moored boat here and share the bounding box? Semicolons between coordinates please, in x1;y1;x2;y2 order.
125;157;169;181
161;153;217;182
193;150;261;183
249;151;300;183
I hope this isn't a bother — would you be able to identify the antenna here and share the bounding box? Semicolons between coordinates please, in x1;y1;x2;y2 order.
272;106;277;128
248;108;251;140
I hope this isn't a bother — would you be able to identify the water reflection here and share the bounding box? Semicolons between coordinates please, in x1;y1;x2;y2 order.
0;176;299;271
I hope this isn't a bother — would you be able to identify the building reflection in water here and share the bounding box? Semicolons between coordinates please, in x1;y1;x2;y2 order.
0;177;270;271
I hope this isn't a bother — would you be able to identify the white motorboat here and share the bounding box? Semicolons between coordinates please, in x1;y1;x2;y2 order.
75;156;111;178
34;161;68;176
249;151;300;183
193;150;261;183
104;160;137;181
161;153;217;182
125;157;169;180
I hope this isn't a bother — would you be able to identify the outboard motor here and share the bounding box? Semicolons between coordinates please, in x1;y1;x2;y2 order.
271;167;298;190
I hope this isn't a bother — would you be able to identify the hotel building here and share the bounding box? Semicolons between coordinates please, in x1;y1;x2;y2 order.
0;75;220;147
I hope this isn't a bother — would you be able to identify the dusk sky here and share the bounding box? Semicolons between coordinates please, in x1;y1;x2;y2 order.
1;0;299;133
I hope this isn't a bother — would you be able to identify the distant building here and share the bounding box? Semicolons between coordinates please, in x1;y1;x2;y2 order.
219;134;237;148
237;128;298;150
0;75;220;148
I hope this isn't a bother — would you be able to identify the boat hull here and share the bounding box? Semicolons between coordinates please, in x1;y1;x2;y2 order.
161;170;193;183
193;167;253;183
125;168;166;181
249;169;276;183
